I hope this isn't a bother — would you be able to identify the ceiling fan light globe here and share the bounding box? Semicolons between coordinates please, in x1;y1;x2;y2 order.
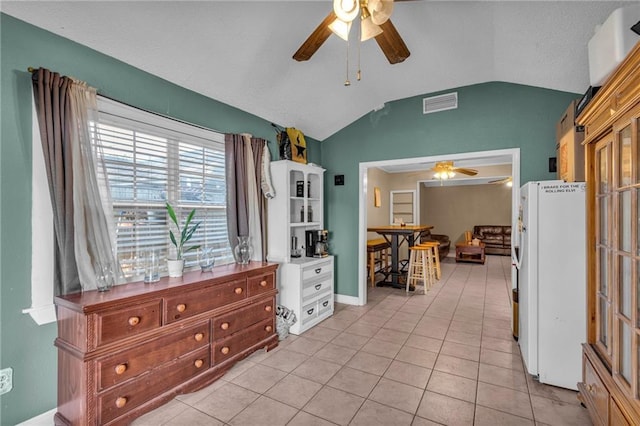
329;19;352;41
369;0;394;25
360;16;383;41
334;0;359;23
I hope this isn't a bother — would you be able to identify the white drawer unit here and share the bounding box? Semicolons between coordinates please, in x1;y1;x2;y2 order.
279;256;334;335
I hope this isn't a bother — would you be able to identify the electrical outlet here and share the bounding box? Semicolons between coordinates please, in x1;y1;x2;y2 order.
0;368;13;395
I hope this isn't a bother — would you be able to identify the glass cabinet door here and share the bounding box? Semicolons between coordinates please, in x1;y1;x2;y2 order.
595;138;613;359
609;110;640;399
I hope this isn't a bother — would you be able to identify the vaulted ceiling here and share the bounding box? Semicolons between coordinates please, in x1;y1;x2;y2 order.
2;1;636;140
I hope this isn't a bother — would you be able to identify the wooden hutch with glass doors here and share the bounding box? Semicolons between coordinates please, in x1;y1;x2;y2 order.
576;41;640;425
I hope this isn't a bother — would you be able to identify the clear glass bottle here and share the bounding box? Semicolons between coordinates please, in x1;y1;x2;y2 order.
308;205;313;222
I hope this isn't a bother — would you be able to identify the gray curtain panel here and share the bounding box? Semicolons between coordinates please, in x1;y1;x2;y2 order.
250;137;267;261
225;133;249;256
225;134;270;262
31;68;81;295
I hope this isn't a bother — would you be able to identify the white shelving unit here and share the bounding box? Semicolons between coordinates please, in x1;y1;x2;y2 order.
267;160;334;335
390;190;416;224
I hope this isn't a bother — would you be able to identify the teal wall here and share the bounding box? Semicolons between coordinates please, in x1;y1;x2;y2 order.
322;82;580;296
0;14;319;424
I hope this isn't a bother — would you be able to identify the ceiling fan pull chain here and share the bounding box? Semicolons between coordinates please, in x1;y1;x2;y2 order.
357;22;362;81
345;35;351;86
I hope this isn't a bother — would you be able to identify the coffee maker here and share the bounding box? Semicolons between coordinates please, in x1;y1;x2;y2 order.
305;230;329;258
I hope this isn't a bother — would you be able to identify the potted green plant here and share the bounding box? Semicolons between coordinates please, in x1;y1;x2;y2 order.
166;202;201;277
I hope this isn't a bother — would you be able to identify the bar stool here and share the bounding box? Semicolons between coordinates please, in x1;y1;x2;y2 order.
367;239;390;287
417;241;441;280
406;245;436;294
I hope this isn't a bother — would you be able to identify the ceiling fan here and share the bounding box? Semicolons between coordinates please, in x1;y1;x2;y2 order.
431;161;478;180
489;176;513;185
293;0;412;65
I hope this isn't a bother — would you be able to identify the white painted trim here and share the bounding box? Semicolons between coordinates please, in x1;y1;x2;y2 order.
21;304;56;326
17;408;56;425
29;97;56;326
334;293;361;306
358;148;521;306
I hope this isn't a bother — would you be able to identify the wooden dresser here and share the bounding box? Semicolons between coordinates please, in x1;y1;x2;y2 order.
576;41;640;425
54;262;278;425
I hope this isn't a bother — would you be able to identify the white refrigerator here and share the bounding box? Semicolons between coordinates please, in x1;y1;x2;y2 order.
516;181;586;390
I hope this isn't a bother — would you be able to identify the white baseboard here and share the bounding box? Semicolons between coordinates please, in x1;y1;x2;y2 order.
17;408;55;425
334;293;360;305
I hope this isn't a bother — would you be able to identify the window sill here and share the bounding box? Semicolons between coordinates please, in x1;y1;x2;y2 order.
22;304;56;325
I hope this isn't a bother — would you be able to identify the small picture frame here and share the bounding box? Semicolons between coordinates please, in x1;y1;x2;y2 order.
287;128;307;164
374;187;381;207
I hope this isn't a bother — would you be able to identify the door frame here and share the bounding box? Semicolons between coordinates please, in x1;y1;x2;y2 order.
357;148;520;305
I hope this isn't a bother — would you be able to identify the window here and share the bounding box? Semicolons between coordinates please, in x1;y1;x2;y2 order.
94;98;233;279
27;97;232;324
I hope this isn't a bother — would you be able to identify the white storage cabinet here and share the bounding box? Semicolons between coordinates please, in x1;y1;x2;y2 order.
267;160;334;334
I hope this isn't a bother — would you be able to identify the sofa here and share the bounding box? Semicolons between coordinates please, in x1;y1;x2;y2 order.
420;231;451;260
472;225;511;256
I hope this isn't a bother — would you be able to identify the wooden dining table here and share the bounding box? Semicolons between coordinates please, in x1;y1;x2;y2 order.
367;224;433;289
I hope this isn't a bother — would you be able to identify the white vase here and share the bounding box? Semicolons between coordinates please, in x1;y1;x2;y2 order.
167;259;184;277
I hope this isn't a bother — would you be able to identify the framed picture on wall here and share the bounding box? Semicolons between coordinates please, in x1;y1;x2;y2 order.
286;127;307;164
374;187;381;207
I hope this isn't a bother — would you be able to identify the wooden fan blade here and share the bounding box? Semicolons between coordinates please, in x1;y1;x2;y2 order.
453;168;478;176
489;177;512;184
374;18;410;64
293;11;337;62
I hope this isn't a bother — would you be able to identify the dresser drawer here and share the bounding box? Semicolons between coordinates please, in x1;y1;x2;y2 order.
213;318;274;365
302;278;332;302
318;294;333;316
97;300;162;347
98;346;209;424
164;278;247;324
301;301;318;325
582;354;609;425
97;321;209;391
302;260;333;281
248;272;275;297
212;298;274;340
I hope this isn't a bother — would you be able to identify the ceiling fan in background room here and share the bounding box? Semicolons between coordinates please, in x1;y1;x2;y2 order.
431;161;478;181
293;0;413;84
489;176;513;186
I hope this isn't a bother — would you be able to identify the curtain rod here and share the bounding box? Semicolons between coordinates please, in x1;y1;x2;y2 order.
27;66;270;142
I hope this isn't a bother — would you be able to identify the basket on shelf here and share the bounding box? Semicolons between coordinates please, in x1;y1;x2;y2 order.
275;305;297;341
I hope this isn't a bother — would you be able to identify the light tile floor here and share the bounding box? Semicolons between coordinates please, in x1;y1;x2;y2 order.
133;256;592;426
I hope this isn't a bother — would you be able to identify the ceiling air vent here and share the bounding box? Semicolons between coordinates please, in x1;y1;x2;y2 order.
423;92;458;114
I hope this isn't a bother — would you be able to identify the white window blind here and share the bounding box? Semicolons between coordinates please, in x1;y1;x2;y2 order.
94;97;233;280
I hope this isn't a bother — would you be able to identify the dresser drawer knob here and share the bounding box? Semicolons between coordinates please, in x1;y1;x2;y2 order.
114;364;127;375
176;303;186;313
221;346;230;355
194;359;204;368
307;308;314;315
128;316;140;326
234;287;243;295
115;397;127;408
194;333;204;342
260;280;268;287
315;268;322;274
586;384;594;393
220;322;230;330
322;301;329;307
264;305;272;312
315;284;322;291
265;325;272;332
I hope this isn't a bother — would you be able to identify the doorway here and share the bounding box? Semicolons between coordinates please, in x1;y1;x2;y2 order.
357;148;520;305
